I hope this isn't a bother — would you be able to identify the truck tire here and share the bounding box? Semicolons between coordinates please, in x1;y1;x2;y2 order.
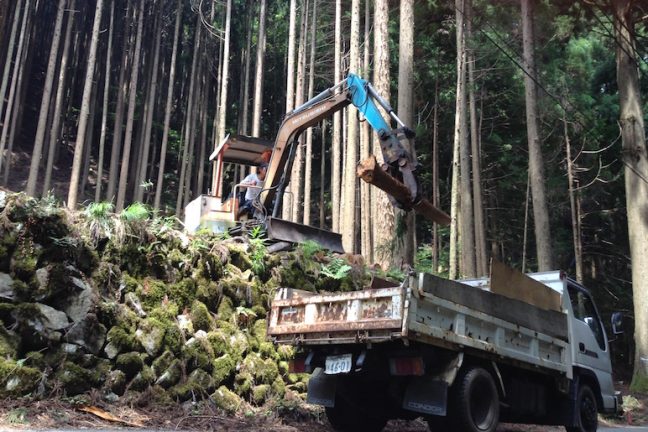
566;384;598;432
325;397;387;432
450;366;500;432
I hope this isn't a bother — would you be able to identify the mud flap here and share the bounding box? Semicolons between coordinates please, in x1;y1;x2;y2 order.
307;368;337;407
403;376;448;416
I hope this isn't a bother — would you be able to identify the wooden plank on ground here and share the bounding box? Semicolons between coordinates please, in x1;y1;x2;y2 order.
417;273;568;341
490;259;562;312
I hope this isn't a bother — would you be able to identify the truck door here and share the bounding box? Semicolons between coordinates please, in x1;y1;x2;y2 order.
567;283;610;372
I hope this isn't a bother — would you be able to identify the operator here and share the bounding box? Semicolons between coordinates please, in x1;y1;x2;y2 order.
237;163;267;218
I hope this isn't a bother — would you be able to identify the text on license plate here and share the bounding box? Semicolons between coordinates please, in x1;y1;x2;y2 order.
325;354;352;374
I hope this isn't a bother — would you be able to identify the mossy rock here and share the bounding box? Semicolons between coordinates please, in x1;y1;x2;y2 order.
130;365;155;391
258;341;277;360
278;361;289;376
135;318;167;356
154;359;182;389
10;238;40;281
0;358;41;397
136;278;168;310
149;302;180;323
212;385;242;413
252;384;270;405
167;278;198;309
195;280;222;310
182;332;214;372
24;351;45;369
228;331;249;361
148;384;175;406
276;344;295;361
56;361;102;395
206;330;229;357
92;262;121;295
216;297;234;321
115;352;144;379
170;369;214;401
0;323;18;358
151;350;176;377
163;323;184;355
271;376;286;398
252;318;267;340
106;369;127;395
190;300;213;332
212;353;235;386
234;371;253;396
106;326;139;354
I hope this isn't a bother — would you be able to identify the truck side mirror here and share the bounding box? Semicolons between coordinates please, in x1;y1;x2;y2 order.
611;312;623;335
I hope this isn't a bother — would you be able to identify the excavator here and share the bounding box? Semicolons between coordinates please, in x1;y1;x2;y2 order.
184;73;450;252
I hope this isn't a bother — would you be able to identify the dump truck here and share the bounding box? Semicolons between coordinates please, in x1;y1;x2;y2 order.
267;260;622;432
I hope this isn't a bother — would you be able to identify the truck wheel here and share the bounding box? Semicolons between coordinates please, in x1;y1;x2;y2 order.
450;366;500;432
566;384;598;432
325;397;387;432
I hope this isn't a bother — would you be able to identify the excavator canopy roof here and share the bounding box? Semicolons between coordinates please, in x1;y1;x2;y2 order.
209;134;274;166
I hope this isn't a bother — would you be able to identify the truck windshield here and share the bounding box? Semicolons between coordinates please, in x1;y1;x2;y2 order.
567;285;606;350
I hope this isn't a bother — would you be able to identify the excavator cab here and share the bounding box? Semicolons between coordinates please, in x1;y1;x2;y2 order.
184;134;345;252
184;134;273;233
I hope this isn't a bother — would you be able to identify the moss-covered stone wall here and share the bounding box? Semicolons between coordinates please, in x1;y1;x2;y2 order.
0;193;376;410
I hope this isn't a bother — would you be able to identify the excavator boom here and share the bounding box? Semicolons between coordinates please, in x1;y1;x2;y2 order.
260;73;449;225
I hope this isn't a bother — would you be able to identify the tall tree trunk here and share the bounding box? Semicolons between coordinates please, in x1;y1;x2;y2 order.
449;0;468;280
240;9;252;136
303;0;317;226
216;0;232;146
26;0;66;196
68;0;104;208
456;0;475;278
2;8;31;186
521;0;553;270
80;80;99;197
175;15;202;216
115;0;143;211
563;116;582;283
371;0;395;268
331;0;342;232
285;0;297;114
342;0;360;253
134;10;162;203
95;0;114;202
251;0;266;138
613;0;648;392
398;0;415;265
432;80;439;272
0;0;23;129
44;0;76;195
0;0;31;175
282;0;298;220
106;0;133;201
466;0;487;276
360;0;372;260
291;0;308;223
153;0;181;211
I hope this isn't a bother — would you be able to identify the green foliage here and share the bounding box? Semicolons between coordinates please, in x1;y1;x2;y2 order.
321;258;352;280
298;240;324;260
120;203;150;221
248;227;267;276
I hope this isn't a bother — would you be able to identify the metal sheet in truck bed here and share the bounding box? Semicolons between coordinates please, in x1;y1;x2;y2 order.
415;273;568;341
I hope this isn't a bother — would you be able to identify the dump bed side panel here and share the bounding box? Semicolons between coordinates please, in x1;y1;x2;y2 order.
417;273;568;340
409;274;569;375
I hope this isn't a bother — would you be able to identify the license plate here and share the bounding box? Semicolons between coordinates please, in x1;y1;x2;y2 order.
325;354;352;374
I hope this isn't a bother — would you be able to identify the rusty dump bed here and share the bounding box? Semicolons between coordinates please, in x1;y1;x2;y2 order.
268;266;571;375
268;284;405;345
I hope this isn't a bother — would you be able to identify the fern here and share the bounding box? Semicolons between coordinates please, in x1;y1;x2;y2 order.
321;258;352;280
298;240;324;260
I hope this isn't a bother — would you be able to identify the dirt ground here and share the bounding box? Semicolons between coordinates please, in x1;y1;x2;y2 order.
0;390;644;432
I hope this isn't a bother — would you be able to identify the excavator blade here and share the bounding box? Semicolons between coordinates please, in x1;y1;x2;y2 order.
357;156;451;226
265;217;345;253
